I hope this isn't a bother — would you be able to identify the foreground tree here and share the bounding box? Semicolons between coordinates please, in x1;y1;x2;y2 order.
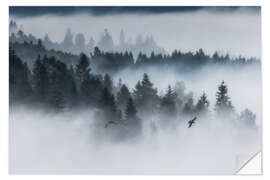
75;53;91;89
160;85;177;116
32;55;50;103
215;81;234;117
133;73;159;113
195;92;210;116
99;87;121;121
124;97;141;136
47;72;66;111
9;48;32;103
80;74;103;106
183;97;195;116
103;73;113;93
116;84;131;111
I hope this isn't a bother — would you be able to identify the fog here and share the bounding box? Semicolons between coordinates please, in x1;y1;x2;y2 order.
9;64;261;174
10;8;261;58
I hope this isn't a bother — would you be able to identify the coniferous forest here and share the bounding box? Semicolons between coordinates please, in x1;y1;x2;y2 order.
9;43;259;139
9;7;262;174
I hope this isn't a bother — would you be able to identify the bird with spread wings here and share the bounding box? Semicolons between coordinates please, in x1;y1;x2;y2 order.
188;117;197;128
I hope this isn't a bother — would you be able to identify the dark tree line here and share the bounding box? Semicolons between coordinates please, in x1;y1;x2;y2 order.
10;29;260;75
90;47;259;73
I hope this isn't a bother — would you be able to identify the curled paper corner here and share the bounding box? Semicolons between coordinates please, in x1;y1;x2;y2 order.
236;152;262;175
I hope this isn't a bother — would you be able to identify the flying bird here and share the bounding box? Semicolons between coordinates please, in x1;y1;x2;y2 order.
104;120;118;128
104;120;128;128
188;117;197;128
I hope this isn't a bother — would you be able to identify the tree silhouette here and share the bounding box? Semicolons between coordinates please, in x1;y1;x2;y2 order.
48;72;66;111
116;84;131;111
195;92;210;116
99;87;120;121
133;73;159;112
80;74;103;106
215;81;234;117
9;48;32;103
183;97;195;116
125;97;137;120
160;85;177;116
75;53;91;88
32;55;49;103
103;73;113;93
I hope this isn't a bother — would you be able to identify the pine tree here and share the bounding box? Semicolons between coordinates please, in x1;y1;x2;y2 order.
238;109;256;127
133;73;159;112
75;53;91;88
80;74;103;106
48;71;66;111
104;73;113;93
116;84;131;110
125;97;137;120
183;97;195;115
9;48;32;103
124;97;141;137
160;85;177;116
215;81;234;116
48;87;66;111
32;55;50;103
99;87;120;121
195;92;209;116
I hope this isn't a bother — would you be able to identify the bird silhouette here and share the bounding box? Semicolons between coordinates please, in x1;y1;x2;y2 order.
104;120;118;128
188;117;197;128
104;120;128;128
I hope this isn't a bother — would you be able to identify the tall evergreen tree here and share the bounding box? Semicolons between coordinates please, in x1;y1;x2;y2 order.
125;97;137;120
48;72;66;111
103;73;113;93
80;74;103;106
195;92;210;116
32;55;50;103
99;87;120;121
183;97;195;116
124;97;141;137
9;48;32;103
133;73;159;112
215;81;234;116
160;85;177;116
75;53;91;88
116;84;131;110
238;109;256;127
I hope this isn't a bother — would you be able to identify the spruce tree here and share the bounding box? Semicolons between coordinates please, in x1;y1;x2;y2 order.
99;87;120;121
116;84;131;110
48;72;66;111
32;55;50;103
9;48;32;103
104;73;113;93
195;92;209;116
160;85;177;116
215;81;234;116
125;97;137;120
183;97;195;115
124;97;141;136
75;53;91;88
80;74;103;106
133;73;159;112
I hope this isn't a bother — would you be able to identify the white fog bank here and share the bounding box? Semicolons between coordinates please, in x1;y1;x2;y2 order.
10;107;260;174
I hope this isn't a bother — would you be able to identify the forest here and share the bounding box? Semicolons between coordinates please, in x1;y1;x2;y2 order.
9;45;258;140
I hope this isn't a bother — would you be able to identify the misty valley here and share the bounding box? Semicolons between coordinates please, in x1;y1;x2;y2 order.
9;7;261;174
